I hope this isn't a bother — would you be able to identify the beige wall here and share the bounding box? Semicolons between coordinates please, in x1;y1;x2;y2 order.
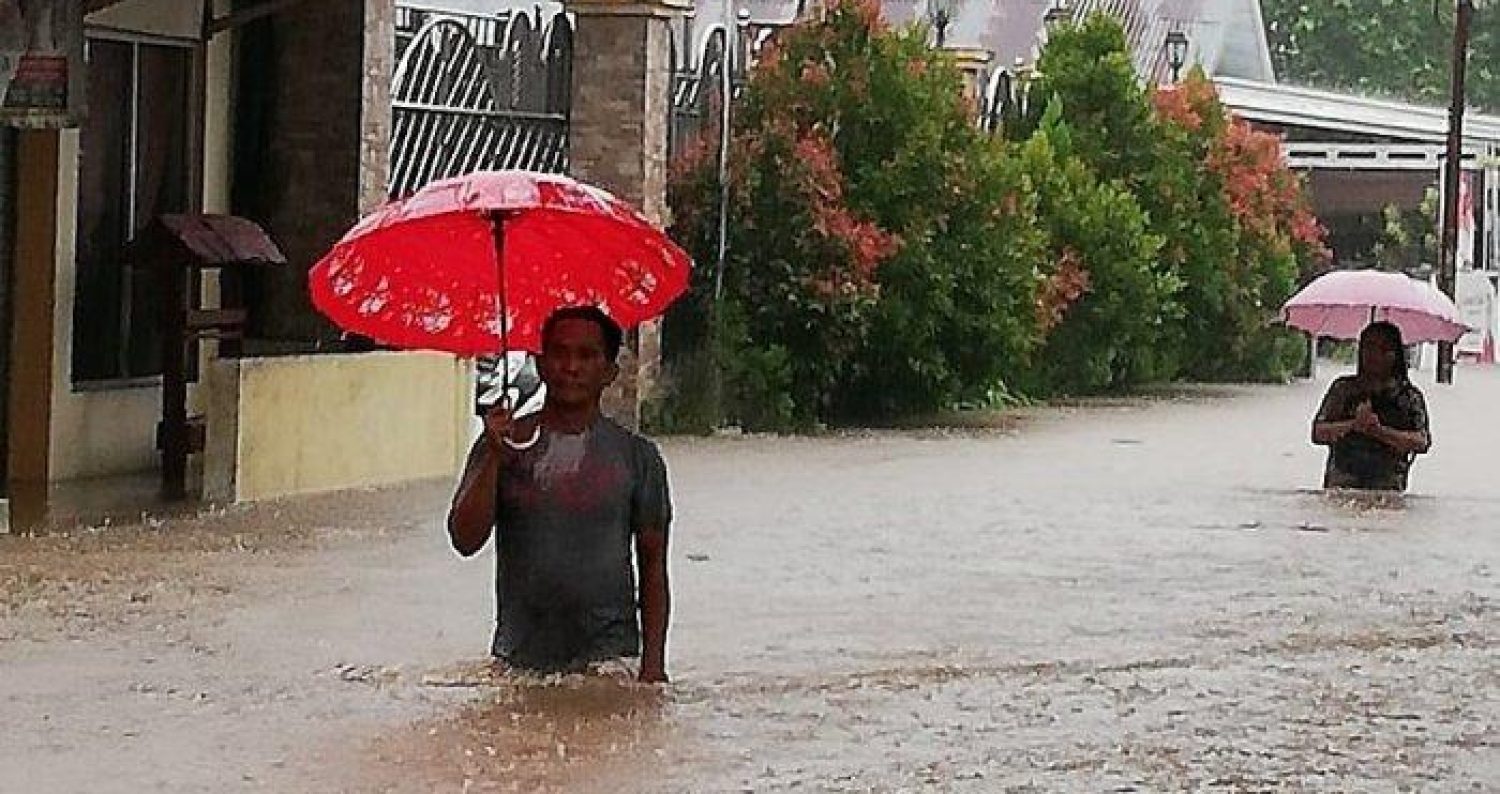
206;352;472;503
47;1;236;482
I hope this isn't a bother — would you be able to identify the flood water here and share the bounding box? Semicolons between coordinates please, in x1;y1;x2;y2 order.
2;370;1496;792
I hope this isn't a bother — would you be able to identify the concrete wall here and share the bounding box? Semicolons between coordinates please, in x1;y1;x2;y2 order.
204;351;472;503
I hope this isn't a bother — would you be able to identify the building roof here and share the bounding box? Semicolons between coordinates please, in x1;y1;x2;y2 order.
1022;0;1274;83
1216;76;1500;147
685;0;1274;83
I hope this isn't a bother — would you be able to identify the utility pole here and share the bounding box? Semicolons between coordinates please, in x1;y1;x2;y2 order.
707;7;739;427
713;7;735;306
1438;0;1476;385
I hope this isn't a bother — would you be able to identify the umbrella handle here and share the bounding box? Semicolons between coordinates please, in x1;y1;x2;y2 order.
490;211;511;407
502;422;542;451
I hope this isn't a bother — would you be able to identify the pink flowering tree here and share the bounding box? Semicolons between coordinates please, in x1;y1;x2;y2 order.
1151;71;1329;379
667;0;1046;428
1025;16;1328;383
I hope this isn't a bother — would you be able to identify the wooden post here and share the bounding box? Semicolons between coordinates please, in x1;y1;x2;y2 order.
7;132;60;529
159;251;190;500
1437;0;1475;385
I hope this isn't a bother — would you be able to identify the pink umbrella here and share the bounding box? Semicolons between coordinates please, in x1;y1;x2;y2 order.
1281;269;1469;343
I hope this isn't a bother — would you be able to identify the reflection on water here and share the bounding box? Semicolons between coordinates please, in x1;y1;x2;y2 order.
367;662;668;793
1207;485;1500;536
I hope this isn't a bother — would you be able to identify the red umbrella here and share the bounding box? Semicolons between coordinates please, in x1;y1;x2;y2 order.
309;171;692;357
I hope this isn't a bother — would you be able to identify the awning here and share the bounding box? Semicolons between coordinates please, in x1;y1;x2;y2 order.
1216;76;1500;147
85;0;315;38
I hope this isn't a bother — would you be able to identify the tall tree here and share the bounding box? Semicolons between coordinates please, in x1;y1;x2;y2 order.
1261;0;1500;112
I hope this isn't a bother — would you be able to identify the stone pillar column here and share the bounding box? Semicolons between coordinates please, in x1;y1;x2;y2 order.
359;0;396;214
566;0;688;429
947;46;993;111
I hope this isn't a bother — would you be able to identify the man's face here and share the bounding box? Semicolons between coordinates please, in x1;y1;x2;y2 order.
539;318;617;408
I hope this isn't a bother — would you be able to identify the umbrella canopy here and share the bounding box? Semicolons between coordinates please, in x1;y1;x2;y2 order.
1281;269;1469;344
309;171;693;356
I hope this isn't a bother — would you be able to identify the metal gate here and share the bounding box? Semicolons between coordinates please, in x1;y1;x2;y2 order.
668;25;729;161
390;5;573;199
668;19;781;160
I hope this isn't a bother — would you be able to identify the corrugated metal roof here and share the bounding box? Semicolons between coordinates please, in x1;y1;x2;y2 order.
1065;0;1272;83
1216;76;1500;146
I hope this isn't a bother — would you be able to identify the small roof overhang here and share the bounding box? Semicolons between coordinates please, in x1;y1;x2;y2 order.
129;215;287;269
84;0;314;37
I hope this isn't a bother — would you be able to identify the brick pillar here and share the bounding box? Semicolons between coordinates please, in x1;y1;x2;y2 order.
235;0;394;347
566;0;687;429
359;0;395;214
947;46;993;109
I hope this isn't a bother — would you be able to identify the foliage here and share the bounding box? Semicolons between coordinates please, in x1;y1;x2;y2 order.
1015;104;1175;394
1372;188;1441;272
662;7;1331;431
1023;16;1158;186
667;0;1046;428
1261;0;1500;112
1151;72;1327;381
1021;20;1326;385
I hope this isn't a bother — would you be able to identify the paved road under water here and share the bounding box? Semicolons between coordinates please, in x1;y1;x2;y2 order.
2;369;1496;792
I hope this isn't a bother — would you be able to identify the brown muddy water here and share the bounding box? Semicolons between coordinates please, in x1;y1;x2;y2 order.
2;370;1496;792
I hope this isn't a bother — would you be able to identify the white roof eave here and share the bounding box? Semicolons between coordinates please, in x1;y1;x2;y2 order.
1215;76;1500;146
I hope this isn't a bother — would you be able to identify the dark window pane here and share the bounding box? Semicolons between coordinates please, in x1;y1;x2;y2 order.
72;40;133;382
128;46;190;376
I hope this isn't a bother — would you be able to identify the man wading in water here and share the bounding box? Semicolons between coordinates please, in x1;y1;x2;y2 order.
447;307;673;682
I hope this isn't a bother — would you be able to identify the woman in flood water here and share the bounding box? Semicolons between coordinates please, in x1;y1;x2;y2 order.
1311;321;1432;492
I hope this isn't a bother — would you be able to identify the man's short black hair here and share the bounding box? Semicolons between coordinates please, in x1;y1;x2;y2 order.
542;306;624;362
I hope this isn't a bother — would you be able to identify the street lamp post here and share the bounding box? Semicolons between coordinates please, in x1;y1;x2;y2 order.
1165;29;1190;83
1438;0;1481;385
1042;0;1072;31
712;14;736;306
928;0;960;47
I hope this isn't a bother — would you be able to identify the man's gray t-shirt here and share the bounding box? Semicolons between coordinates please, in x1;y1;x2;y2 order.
491;416;671;671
